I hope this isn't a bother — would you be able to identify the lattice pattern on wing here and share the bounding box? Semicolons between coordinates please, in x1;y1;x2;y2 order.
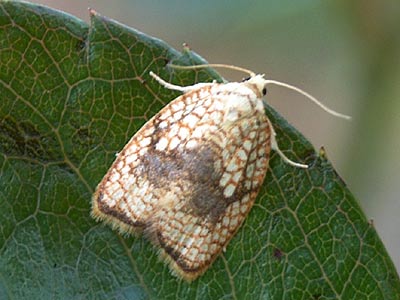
92;81;272;280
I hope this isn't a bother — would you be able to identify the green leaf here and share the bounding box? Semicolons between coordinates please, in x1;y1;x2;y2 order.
0;2;399;299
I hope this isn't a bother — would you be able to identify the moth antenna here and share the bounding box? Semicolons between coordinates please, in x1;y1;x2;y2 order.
169;63;256;78
264;80;351;120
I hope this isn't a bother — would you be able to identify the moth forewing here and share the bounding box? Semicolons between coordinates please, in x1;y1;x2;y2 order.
92;78;272;281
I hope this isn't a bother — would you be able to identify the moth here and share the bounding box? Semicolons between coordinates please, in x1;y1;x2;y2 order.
92;64;349;281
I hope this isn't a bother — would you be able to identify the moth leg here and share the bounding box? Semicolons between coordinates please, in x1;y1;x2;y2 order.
149;71;213;93
267;118;308;169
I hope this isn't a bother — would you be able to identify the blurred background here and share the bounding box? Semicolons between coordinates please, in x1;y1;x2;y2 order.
32;0;400;273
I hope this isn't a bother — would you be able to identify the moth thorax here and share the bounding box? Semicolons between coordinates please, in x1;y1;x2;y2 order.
223;94;263;123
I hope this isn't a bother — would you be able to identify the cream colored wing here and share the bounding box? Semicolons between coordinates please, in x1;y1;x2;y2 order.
92;82;271;280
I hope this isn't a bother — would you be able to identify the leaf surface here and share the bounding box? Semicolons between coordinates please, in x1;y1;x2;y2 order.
0;2;399;299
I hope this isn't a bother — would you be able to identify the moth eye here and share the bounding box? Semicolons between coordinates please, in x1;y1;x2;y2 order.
242;76;251;82
262;87;267;96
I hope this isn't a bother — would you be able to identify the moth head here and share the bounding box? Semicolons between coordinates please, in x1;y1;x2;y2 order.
244;74;268;97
